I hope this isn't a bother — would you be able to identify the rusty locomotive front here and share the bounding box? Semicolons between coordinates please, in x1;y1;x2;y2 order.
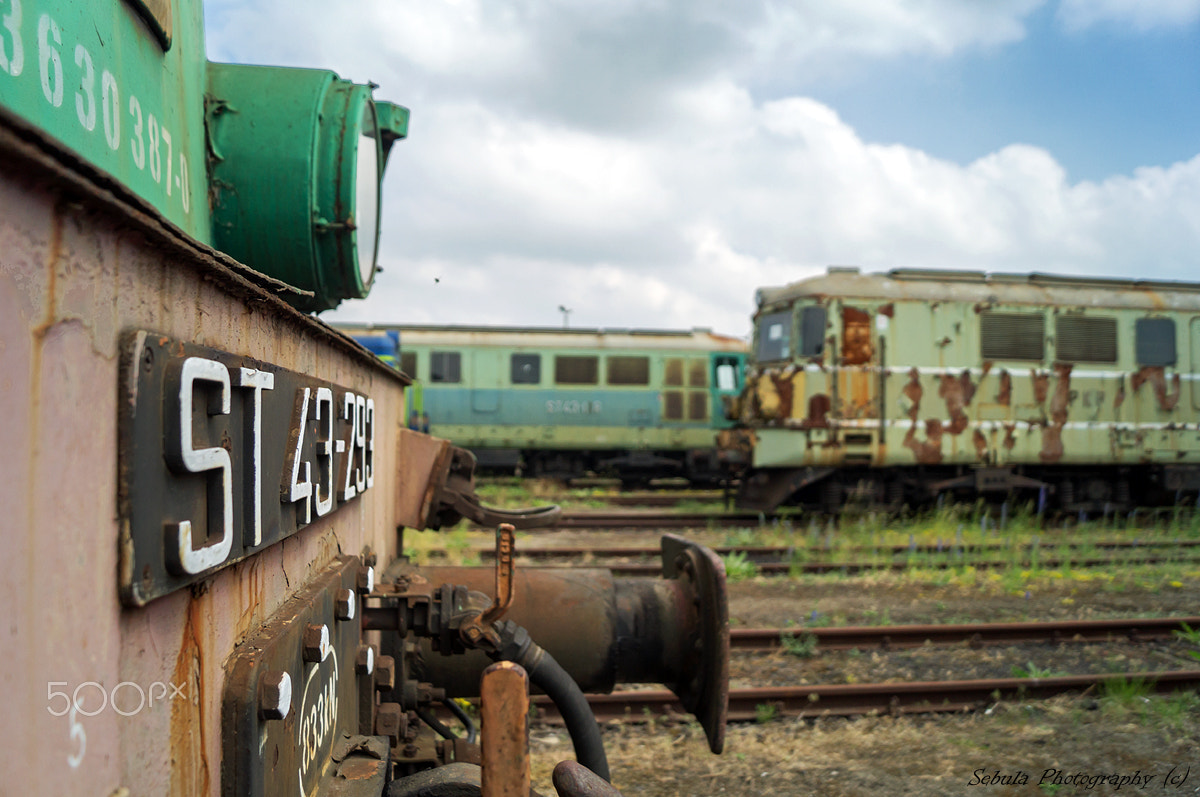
0;1;729;795
722;266;1200;514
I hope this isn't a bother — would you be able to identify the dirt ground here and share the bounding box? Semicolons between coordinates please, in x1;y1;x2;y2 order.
527;575;1200;796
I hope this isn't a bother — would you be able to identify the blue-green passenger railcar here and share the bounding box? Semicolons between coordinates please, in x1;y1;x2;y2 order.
340;324;748;485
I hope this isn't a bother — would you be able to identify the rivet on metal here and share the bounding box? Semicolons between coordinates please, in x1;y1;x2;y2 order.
356;644;375;675
258;671;292;721
335;588;356;621
303;623;330;663
356;565;375;594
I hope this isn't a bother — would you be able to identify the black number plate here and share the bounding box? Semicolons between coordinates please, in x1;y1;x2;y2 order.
118;331;377;605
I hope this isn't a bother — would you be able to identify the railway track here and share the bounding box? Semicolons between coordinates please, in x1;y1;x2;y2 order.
533;670;1200;723
463;539;1200;576
731;616;1200;651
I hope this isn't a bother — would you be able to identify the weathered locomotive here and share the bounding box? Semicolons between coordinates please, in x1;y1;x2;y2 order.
0;2;728;795
721;267;1200;513
337;323;748;486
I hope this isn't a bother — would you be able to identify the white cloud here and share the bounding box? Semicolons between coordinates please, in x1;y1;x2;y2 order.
1057;0;1200;31
205;1;1200;335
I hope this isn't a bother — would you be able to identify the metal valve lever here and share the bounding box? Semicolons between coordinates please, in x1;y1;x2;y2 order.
459;524;516;651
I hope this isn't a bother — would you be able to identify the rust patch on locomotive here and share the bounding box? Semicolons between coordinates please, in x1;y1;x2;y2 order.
996;369;1012;406
773;372;796;419
1114;378;1126;411
1040;423;1064;463
877;303;894;318
1039;365;1072;463
939;370;976;435
903;419;944;464
973;429;988;459
1002;424;1016;451
902;368;922;421
172;591;212;797
1032;370;1050;405
1131;366;1181;412
1048;365;1072;424
803;394;831;429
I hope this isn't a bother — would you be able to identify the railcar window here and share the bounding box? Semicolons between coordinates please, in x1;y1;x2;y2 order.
799;306;827;357
980;312;1045;361
688;359;708;387
688;392;708;421
511;354;541;384
400;351;418;378
555;355;599;385
1136;318;1176;366
607;356;650;385
431;351;461;382
1056;316;1117;363
663;391;684;420
664;358;684;386
756;311;792;361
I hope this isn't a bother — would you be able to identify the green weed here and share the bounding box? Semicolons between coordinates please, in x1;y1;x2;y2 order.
780;631;819;658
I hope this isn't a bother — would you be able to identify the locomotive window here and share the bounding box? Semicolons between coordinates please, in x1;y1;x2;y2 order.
607;356;650;385
555;356;599;385
663;391;684;420
430;351;461;383
980;312;1045;361
1056;316;1117;363
511;354;541;384
400;351;418;378
841;307;872;365
715;360;738;391
664;358;684;386
756;312;792;361
688;392;709;421
799;306;827;357
688;359;708;387
1136;318;1176;366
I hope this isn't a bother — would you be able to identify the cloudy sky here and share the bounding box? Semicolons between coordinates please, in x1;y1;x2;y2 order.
205;0;1200;339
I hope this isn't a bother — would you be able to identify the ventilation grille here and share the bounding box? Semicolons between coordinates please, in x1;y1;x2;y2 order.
981;312;1044;361
1056;316;1117;363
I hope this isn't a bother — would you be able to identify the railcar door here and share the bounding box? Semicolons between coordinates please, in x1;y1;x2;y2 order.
1191;318;1200;411
470;348;501;413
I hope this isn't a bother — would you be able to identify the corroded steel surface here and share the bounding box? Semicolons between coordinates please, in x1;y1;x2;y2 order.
479;662;531;797
0;136;405;795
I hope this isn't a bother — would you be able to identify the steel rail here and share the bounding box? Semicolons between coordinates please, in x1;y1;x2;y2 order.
527;670;1200;723
477;539;1200;561
731;616;1200;651
518;555;1200;577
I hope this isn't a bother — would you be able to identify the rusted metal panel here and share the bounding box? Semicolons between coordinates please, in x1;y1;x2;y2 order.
479;662;531;797
0;160;404;795
221;556;376;797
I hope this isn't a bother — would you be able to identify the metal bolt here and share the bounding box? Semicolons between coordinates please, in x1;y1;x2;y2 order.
402;743;419;758
464;625;482;642
335;588;356;621
356;644;375;675
258;671;292;721
356;566;375;595
374;655;396;692
376;702;404;746
303;623;330;663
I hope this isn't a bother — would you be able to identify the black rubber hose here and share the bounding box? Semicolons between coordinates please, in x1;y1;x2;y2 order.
490;620;611;782
442;697;477;744
415;707;457;740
